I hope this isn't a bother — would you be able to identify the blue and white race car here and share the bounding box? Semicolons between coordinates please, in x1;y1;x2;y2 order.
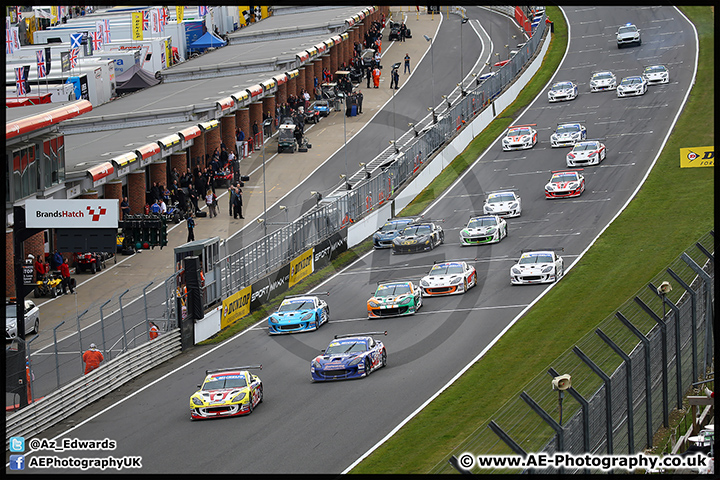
311;331;387;382
267;294;329;335
550;123;587;148
373;216;422;248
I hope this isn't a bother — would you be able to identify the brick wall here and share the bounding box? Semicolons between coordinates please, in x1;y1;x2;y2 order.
128;171;146;213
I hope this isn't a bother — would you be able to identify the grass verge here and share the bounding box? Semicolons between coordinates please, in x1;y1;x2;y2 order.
349;5;713;474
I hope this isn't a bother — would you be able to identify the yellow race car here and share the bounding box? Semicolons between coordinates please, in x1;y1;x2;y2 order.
189;366;263;420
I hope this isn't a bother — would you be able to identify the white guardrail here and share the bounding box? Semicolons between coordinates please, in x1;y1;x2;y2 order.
6;329;182;449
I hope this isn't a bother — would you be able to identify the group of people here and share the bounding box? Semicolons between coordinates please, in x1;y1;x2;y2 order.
32;251;74;294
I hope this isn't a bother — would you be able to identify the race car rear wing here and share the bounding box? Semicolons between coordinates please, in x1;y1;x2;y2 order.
285;292;329;298
206;365;262;375
551;169;584;174
508;123;536;129
520;247;564;254
335;331;387;339
486;187;518;195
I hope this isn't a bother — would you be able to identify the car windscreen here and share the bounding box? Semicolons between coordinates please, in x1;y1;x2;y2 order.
487;193;515;204
5;305;17;319
618;26;636;34
552;173;578;183
557;125;579;134
278;300;314;312
380;220;408;232
572;143;596;152
401;225;432;236
508;128;531;136
376;284;412;296
551;83;571;91
519;254;554;264
325;340;368;355
429;264;464;275
645;66;666;73
468;217;497;228
621;77;640;85
593;72;613;80
203;375;247;390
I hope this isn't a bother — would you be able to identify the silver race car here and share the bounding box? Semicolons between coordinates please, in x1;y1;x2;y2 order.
642;65;669;84
550;123;587;148
617;76;648;97
510;249;564;285
566;140;606;167
483;190;522;218
589;71;617;92
548;81;578;102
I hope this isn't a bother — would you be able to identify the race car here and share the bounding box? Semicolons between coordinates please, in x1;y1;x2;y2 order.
545;169;585;199
74;252;110;274
267;294;329;335
419;261;477;296
502;124;538;151
6;299;40;341
311;331;387;382
642;65;669;85
566;140;606;167
459;214;507;245
476;72;497;84
589;70;617;92
483;190;522;218
189;366;263;420
548;81;578;102
510;249;564;285
373;216;422;248
617;76;648;97
367;281;422;318
616;23;641;48
550;123;587;148
391;220;444;254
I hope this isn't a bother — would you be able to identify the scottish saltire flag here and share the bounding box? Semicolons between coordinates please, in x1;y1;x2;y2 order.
102;18;110;43
37;49;47;78
68;47;79;68
15;66;30;95
70;32;83;49
91;30;103;51
142;10;150;31
199;6;209;17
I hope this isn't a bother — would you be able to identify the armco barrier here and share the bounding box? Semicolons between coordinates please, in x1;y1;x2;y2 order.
6;329;182;447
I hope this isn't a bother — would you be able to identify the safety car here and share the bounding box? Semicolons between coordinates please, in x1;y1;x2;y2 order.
311;331;387;382
566;140;606;167
483;190;522;218
367;281;422;318
589;71;617;92
642;65;669;85
550;123;587;148
548;81;578;102
190;366;263;420
617;76;648;97
459;215;507;246
373;216;422;248
510;249;564;285
6;299;40;341
391;220;444;254
545;170;585;199
502;124;538;151
616;23;641;48
420;261;477;296
267;294;329;335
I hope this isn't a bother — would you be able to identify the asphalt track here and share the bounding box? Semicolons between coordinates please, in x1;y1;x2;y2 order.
13;6;697;474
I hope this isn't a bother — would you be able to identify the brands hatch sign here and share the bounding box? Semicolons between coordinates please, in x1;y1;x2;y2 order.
25;199;119;229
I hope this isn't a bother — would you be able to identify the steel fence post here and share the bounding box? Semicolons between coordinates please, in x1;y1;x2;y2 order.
548;367;590;474
666;267;697;382
53;321;65;390
634;296;669;427
649;282;684;411
681;252;714;373
99;298;112;360
573;346;614;454
76;308;88;374
519;391;564;473
26;334;39;403
118;289;130;353
143;281;154;341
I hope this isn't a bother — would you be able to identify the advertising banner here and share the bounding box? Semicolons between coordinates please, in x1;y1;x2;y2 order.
313;230;348;271
25;199;119;229
250;263;291;311
680;146;714;168
221;285;251;329
289;247;314;288
131;12;143;41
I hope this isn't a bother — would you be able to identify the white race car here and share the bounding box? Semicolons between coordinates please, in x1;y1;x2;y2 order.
545;170;585;199
617;76;648;97
502;124;537;151
550;123;587;148
483;190;522;218
642;65;669;84
589;70;617;92
459;215;507;246
566;140;606;167
510;250;564;285
548;81;578;102
420;261;477;297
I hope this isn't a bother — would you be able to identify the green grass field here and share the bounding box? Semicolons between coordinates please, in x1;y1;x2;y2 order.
349;5;714;474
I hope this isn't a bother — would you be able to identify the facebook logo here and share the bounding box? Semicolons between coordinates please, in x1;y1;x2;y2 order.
10;436;25;452
10;455;25;470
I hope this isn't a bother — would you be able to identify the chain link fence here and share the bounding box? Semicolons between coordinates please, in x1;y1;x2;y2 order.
429;231;714;474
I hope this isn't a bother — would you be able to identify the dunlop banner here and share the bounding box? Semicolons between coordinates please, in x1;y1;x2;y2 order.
131;12;143;41
680;146;714;168
221;285;252;329
289;247;314;287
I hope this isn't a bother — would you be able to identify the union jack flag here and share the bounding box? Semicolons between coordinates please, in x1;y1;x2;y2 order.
37;49;47;78
68;47;79;68
91;30;103;51
160;7;169;27
102;19;110;43
142;10;150;31
6;27;14;55
198;6;209;17
15;66;30;95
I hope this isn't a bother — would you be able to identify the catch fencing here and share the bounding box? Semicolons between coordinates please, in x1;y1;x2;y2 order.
219;10;549;297
429;231;714;474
